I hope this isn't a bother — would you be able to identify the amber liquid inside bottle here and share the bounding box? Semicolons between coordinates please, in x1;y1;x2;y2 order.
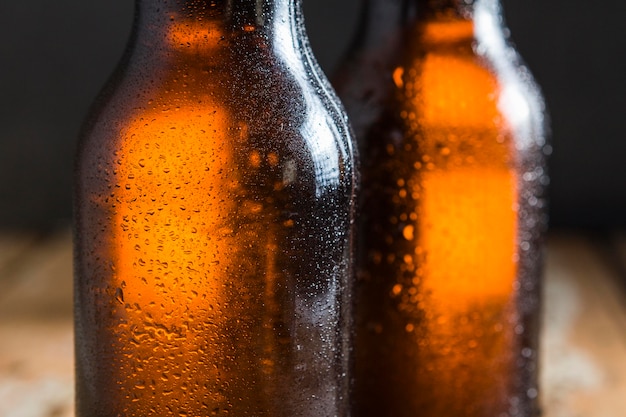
74;1;356;416
335;1;548;416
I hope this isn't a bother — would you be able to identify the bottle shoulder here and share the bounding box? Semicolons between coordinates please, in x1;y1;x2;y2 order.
77;43;357;200
83;46;338;134
334;22;547;149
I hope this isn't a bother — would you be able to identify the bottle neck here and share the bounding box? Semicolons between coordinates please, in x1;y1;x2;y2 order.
355;0;503;48
134;0;299;51
360;0;502;27
415;0;474;19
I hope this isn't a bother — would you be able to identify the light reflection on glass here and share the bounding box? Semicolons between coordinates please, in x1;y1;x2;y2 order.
475;0;547;149
273;4;342;196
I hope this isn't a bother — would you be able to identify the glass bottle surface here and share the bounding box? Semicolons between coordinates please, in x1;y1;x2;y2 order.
74;1;357;416
334;0;548;416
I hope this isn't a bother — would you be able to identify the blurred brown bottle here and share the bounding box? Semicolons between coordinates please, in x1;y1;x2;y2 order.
334;0;549;416
74;1;357;416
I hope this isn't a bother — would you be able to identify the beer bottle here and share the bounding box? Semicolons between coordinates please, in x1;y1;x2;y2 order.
334;0;548;416
74;1;357;416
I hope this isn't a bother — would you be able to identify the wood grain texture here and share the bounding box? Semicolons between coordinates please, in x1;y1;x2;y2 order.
0;230;74;417
541;234;626;417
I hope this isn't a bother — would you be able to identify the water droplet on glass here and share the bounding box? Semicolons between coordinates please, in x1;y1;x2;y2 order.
393;67;405;88
403;225;415;241
115;288;125;304
391;284;403;296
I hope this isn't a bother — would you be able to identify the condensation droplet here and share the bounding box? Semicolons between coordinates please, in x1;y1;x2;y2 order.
267;152;279;167
392;284;403;296
393;66;405;88
115;288;124;304
403;225;415;241
249;151;261;168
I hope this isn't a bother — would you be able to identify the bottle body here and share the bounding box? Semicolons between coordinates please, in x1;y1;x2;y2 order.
74;1;356;416
334;0;548;416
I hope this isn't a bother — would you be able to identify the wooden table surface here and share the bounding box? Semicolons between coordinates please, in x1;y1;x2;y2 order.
1;229;625;417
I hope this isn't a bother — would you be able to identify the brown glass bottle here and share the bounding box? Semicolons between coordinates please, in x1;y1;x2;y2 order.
74;1;357;416
334;0;548;416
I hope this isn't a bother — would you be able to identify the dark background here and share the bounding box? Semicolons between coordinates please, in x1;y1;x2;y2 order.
0;0;624;231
